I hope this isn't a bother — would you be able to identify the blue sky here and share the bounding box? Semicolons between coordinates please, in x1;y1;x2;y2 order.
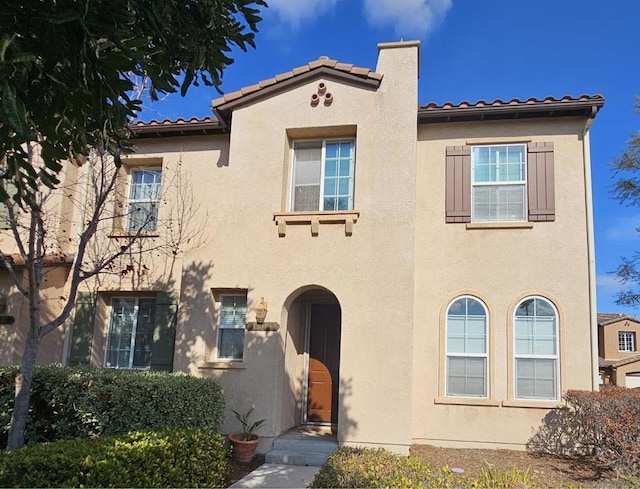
140;0;640;315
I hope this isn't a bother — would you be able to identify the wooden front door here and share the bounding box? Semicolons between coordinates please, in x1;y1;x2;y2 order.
306;304;341;423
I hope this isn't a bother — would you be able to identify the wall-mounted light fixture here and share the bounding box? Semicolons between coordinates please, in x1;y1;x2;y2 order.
255;297;268;324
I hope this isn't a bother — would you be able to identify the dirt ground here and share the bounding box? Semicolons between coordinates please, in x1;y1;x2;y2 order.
411;445;612;487
228;446;614;487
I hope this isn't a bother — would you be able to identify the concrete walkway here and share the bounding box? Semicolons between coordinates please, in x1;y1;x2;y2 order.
230;463;320;488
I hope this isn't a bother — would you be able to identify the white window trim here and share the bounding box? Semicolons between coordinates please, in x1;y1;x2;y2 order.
104;296;155;370
125;167;162;232
289;138;355;212
513;296;560;401
445;295;489;399
215;293;247;361
619;331;636;352
471;143;527;223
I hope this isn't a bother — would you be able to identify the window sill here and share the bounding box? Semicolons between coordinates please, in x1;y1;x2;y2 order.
108;231;160;238
501;399;562;409
435;397;501;407
198;361;247;370
466;222;534;230
273;210;360;237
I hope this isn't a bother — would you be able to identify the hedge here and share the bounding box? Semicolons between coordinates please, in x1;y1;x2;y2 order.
0;366;225;445
528;387;640;478
310;447;464;488
0;429;229;488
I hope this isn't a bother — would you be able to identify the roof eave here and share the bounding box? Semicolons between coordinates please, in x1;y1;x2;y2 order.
418;98;605;124
131;120;224;138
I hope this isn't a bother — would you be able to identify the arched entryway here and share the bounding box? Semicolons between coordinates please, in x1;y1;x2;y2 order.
283;286;341;426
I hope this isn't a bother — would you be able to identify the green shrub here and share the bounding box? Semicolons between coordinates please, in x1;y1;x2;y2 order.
0;429;229;488
310;446;465;488
0;366;225;445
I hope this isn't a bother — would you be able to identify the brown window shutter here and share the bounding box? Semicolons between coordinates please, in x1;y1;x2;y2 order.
527;142;555;222
445;146;471;223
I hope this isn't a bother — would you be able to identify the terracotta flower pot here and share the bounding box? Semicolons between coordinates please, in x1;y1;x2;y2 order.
229;432;260;463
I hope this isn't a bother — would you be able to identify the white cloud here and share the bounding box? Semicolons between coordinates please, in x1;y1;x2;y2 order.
604;215;640;241
363;0;452;38
597;274;626;294
267;0;341;29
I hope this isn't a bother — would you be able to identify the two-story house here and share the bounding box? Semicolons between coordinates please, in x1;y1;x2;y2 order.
598;313;640;387
1;41;604;453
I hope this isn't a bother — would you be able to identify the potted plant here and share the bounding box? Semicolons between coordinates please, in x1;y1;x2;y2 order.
228;406;266;463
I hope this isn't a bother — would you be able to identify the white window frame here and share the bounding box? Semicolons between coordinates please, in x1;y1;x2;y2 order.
513;296;560;401
289;139;355;212
126;167;162;232
471;144;527;223
216;293;247;361
104;297;156;370
445;296;489;398
619;331;636;352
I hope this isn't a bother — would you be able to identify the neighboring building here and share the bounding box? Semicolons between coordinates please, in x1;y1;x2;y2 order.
0;41;605;452
598;313;640;387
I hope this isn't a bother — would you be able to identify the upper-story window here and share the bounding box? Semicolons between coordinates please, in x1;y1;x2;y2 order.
126;168;162;232
445;296;489;398
291;139;355;212
514;297;559;400
619;331;636;352
472;144;526;222
445;142;555;224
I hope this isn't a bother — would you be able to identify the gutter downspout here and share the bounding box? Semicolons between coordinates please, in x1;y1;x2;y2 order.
583;113;599;390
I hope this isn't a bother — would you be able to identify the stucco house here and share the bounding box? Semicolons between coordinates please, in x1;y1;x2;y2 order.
598;313;640;387
1;41;605;454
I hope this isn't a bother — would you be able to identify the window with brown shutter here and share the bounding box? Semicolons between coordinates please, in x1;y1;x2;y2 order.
527;142;555;222
445;146;471;223
445;142;555;223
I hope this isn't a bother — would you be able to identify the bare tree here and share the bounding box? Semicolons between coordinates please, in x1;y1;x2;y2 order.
1;144;205;450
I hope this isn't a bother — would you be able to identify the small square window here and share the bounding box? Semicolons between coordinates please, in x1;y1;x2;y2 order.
619;331;636;352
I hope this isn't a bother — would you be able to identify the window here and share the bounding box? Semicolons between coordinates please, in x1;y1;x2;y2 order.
472;144;526;222
445;296;488;397
514;297;559;400
216;294;247;360
619;331;636;352
291;139;355;212
105;297;156;369
126;168;162;232
445;142;555;223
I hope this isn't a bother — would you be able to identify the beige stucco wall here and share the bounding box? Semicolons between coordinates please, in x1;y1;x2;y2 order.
412;117;594;448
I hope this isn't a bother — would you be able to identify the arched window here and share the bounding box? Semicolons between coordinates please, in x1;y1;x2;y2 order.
446;296;488;397
514;297;559;400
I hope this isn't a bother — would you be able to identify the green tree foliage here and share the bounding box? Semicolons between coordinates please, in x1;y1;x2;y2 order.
611;98;640;306
0;0;266;206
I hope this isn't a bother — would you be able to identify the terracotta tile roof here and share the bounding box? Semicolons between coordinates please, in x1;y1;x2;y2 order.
212;56;383;109
598;312;640;326
418;94;605;123
600;354;640;369
130;116;223;138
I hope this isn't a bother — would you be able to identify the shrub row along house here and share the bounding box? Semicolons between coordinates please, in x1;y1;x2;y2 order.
0;41;604;453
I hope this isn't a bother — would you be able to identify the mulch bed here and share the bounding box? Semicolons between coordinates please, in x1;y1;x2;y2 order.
411;444;613;487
